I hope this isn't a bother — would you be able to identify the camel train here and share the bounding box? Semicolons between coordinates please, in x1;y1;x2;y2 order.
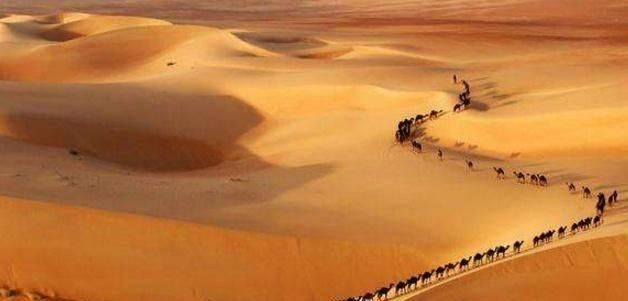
336;212;606;301
353;77;622;301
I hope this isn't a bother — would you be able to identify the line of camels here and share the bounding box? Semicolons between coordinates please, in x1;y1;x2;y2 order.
337;77;620;301
335;213;604;301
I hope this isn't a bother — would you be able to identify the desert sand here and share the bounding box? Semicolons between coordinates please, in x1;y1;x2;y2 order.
0;1;627;301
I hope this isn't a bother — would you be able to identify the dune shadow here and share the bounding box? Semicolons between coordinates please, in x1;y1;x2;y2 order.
0;82;336;223
550;173;593;185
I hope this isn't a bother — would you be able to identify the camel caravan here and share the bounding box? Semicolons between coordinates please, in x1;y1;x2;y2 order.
340;76;625;301
335;213;607;301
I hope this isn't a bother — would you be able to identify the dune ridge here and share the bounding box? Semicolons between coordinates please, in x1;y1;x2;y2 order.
408;233;628;301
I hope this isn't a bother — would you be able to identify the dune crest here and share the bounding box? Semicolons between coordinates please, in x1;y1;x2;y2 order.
42;15;172;41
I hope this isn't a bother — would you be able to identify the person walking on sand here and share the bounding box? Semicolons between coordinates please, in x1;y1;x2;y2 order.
596;194;606;215
609;190;618;206
453;74;457;84
438;149;444;161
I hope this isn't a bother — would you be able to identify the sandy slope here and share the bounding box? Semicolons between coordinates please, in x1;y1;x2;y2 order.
0;1;627;301
408;234;628;301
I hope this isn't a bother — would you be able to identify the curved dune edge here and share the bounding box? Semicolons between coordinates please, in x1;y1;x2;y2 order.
424;107;628;159
408;234;628;301
0;25;210;82
42;15;173;41
0;17;274;82
0;196;430;301
293;46;354;59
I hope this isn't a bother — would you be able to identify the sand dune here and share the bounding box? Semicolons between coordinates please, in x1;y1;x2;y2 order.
42;15;172;41
423;107;628;159
0;3;626;301
409;234;628;301
0;196;430;301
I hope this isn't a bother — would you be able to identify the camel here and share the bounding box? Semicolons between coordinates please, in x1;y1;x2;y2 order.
609;190;618;206
527;173;539;185
558;226;567;238
362;292;375;301
465;160;474;170
437;149;444;161
421;270;435;285
597;193;606;215
594;215;601;226
545;230;556;242
435;266;446;279
394;281;407;296
571;222;579;233
415;114;427;124
375;284;394;300
582;186;592;198
513;171;525;183
459;256;472;271
533;235;540;247
445;262;459;275
473;252;486;266
584;217;593;228
538;175;548;186
429;110;443;119
406;276;419;291
493;167;505;179
486;248;497;262
462;80;470;95
453;103;463;112
566;182;576;192
496;245;510;258
411;140;422;152
513;240;524;253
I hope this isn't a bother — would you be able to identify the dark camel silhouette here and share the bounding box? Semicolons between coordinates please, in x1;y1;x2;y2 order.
582;186;592;198
465;160;474;170
538;175;548;186
570;222;579;233
415;114;427;124
435;266;446;279
429;110;443;119
496;245;510;258
527;173;538;185
513;240;524;253
566;182;576;192
533;235;541;247
462;80;470;95
445;262;459;275
493;167;505;179
486;247;497;262
406;276;419;290
362;292;375;301
597;194;606;215
609;190;618;206
411;140;422;152
594;215;601;226
421;270;435;285
513;171;525;183
473;252;486;266
459;256;472;271
375;284;394;300
453;103;463;112
558;226;567;238
394;281;407;296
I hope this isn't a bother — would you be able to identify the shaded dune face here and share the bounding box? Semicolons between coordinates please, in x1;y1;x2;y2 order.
0;91;265;171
